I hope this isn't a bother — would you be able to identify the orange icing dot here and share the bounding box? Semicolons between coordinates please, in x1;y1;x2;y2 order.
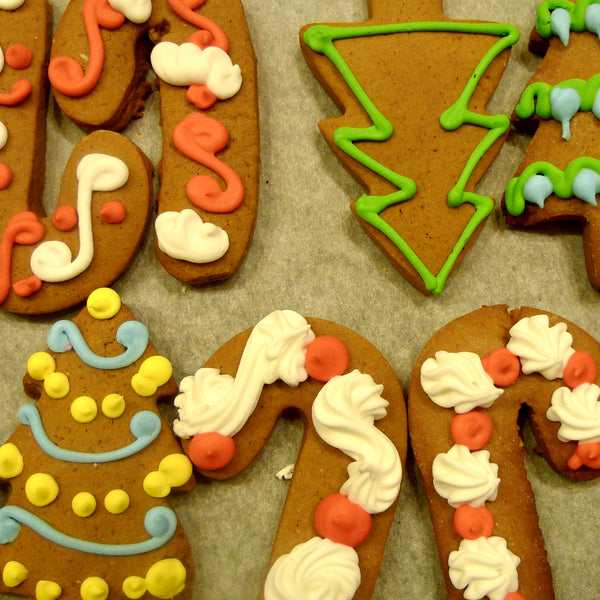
188;432;235;470
481;347;520;386
453;504;495;540
305;336;349;383
0;162;13;189
13;275;42;298
563;350;597;388
52;205;78;231
450;411;493;451
5;44;33;70
314;493;372;548
567;441;600;470
504;594;526;600
186;84;218;109
100;201;126;224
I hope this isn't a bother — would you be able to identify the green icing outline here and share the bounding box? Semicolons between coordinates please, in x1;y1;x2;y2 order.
536;0;600;38
304;21;519;295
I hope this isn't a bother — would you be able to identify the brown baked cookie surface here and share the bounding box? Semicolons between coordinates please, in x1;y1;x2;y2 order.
408;305;600;600
173;310;407;599
300;0;519;295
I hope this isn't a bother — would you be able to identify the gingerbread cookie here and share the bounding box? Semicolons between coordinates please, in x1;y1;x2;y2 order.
173;309;407;599
504;0;600;291
0;288;194;600
300;0;519;295
409;305;600;599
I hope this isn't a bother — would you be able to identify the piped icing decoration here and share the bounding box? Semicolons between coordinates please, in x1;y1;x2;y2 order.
0;0;25;9
123;558;187;600
0;121;7;150
166;0;229;52
2;560;29;587
313;493;372;548
186;431;235;471
5;44;33;70
107;0;150;23
563;350;598;387
101;392;126;418
80;576;109;600
35;580;62;600
450;411;493;451
481;348;521;387
305;335;350;383
453;504;495;540
0;442;24;478
547;383;600;443
24;473;59;507
30;153;129;283
72;491;97;518
87;286;121;319
70;395;98;423
51;205;78;232
26;351;70;399
99;201;126;224
104;489;130;514
131;355;173;396
536;1;600;43
142;453;193;498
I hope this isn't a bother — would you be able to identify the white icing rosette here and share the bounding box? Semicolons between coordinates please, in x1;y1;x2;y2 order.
263;537;360;600
432;444;500;508
547;382;600;443
507;314;575;380
420;351;503;413
448;536;520;600
107;0;151;23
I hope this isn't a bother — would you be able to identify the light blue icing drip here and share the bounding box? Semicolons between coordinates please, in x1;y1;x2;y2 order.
47;319;149;370
592;88;600;119
572;168;600;205
550;87;581;139
18;405;162;463
0;505;177;555
551;7;572;45
585;3;600;39
523;174;554;208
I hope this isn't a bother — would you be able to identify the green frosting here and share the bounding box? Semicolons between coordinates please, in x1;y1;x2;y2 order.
304;21;519;294
536;0;600;38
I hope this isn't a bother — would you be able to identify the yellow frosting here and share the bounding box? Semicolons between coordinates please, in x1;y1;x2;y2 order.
142;471;170;498
25;473;59;507
131;356;172;396
70;396;98;424
145;559;186;599
35;579;62;600
43;371;70;399
72;491;97;518
2;560;29;587
104;489;130;514
87;287;121;320
0;442;24;478
159;454;193;488
101;393;126;419
26;352;56;381
80;576;109;600
122;576;146;599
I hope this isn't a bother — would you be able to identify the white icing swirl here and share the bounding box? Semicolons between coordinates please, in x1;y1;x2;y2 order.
264;537;360;600
174;310;314;437
448;536;520;600
507;314;575;379
0;0;25;10
0;121;8;151
312;370;402;514
107;0;151;23
420;351;503;414
547;383;600;443
155;209;229;263
432;444;500;508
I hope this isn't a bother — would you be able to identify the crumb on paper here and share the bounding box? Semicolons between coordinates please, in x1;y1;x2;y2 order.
276;464;295;480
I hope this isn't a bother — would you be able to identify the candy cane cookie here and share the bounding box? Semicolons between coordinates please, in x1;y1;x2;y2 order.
173;310;407;599
408;305;600;600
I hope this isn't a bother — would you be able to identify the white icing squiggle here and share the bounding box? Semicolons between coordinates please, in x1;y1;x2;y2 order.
507;314;575;379
263;537;360;600
547;383;600;443
155;209;229;263
420;351;503;414
107;0;151;23
312;370;402;514
173;310;315;437
448;536;520;600
0;0;25;10
432;444;500;508
30;154;129;282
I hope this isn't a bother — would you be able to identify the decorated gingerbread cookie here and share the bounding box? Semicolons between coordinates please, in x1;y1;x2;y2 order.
409;305;600;599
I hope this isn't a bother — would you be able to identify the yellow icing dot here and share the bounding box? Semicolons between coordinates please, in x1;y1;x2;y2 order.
145;559;186;599
104;489;130;514
2;560;29;587
0;442;24;478
72;491;97;518
80;576;109;600
43;371;69;399
101;393;125;419
131;356;172;397
122;576;146;599
87;287;121;320
25;473;59;507
35;579;62;600
159;454;193;488
143;471;170;498
27;352;56;381
70;396;98;424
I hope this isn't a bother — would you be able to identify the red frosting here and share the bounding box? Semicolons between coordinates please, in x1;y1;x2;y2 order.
52;205;78;231
100;201;126;224
186;84;218;110
450;411;493;451
481;347;520;386
167;0;229;52
0;163;12;190
5;44;33;70
504;594;526;600
567;441;600;470
0;79;32;106
452;504;494;540
314;493;372;547
563;350;598;388
188;431;235;470
13;275;42;297
305;336;349;382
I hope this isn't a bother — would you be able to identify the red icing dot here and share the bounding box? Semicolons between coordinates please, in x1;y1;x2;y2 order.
100;201;126;224
0;163;13;189
567;441;600;470
453;504;494;540
52;205;78;231
305;336;349;382
187;84;218;109
189;29;215;49
5;44;33;70
314;493;372;547
563;350;597;388
481;347;520;387
450;411;493;451
504;594;526;600
188;431;235;470
12;275;42;297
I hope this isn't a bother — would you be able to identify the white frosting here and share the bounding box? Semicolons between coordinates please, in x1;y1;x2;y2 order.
420;351;503;414
547;383;600;443
448;536;520;600
107;0;151;23
0;44;4;74
264;537;360;600
0;120;8;151
0;0;25;10
151;42;242;99
312;370;402;514
155;209;229;263
432;444;500;508
30;154;129;282
507;314;575;379
174;310;315;437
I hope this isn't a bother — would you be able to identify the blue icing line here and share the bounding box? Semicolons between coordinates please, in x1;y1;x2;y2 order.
18;405;161;463
0;505;176;555
47;319;149;369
